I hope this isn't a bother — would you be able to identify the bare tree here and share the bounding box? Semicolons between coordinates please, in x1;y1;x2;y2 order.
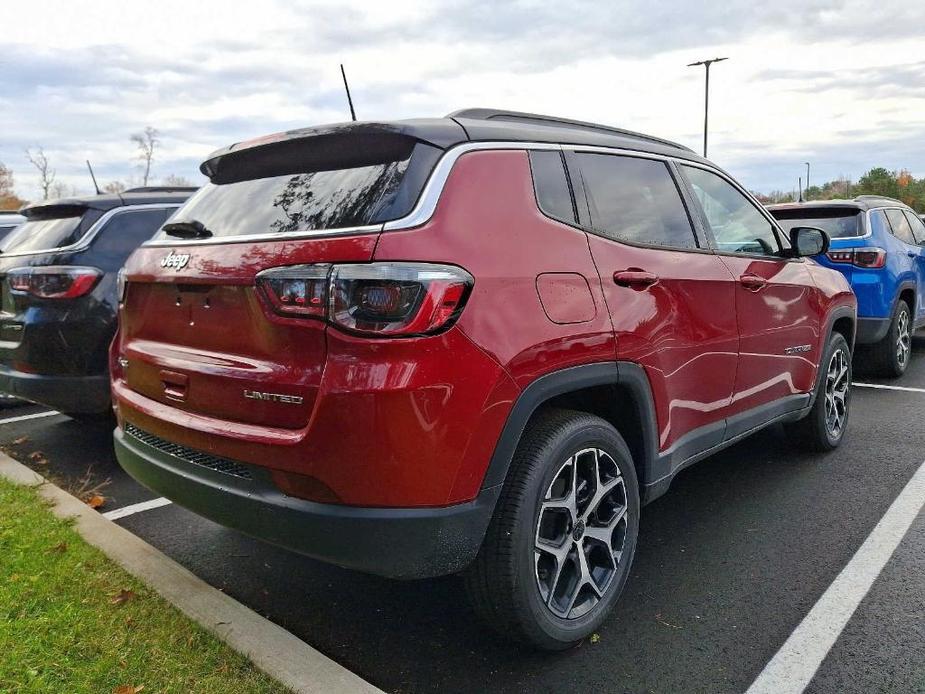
130;126;159;186
25;147;55;199
103;180;126;194
161;174;193;188
49;181;76;199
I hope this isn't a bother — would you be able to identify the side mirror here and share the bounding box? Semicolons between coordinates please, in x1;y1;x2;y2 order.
789;226;830;257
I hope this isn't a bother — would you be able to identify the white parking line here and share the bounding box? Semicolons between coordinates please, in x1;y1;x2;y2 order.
0;410;61;425
102;497;173;520
746;460;925;694
854;382;925;394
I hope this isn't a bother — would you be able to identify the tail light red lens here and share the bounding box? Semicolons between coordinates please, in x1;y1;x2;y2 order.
825;247;886;269
7;266;102;299
256;264;329;318
256;262;473;337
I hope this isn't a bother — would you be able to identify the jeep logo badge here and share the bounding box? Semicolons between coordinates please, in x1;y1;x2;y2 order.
161;251;191;271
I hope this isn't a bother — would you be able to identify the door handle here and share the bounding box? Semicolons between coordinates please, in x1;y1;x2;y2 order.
613;269;659;288
908;251;917;258
739;273;768;291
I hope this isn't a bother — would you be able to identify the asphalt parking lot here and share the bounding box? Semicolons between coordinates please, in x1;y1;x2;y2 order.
3;341;924;694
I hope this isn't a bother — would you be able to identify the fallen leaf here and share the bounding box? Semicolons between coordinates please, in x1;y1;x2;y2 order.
110;589;137;605
28;451;48;465
113;686;144;694
590;633;601;644
87;495;105;509
12;436;27;445
47;542;68;554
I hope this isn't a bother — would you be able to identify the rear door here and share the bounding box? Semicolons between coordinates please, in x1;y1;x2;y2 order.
678;164;820;424
569;151;739;453
885;209;925;323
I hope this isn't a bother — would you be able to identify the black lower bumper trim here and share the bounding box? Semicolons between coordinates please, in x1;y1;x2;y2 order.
855;316;891;344
0;367;110;413
113;427;499;579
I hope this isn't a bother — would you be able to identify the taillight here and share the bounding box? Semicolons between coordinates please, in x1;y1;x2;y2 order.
825;247;886;269
255;264;329;318
256;262;474;337
7;266;102;299
116;268;127;303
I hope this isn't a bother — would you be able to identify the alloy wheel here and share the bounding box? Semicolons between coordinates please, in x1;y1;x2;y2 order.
534;448;629;620
824;347;850;439
896;309;911;370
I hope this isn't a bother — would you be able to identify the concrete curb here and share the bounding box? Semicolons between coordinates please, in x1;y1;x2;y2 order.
0;453;383;694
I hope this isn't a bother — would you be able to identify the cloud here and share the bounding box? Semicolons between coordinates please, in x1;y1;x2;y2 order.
2;0;925;199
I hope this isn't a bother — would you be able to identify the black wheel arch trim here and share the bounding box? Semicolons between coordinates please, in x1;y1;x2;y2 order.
481;362;660;494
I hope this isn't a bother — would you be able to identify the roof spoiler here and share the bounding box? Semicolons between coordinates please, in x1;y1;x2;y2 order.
200;120;467;184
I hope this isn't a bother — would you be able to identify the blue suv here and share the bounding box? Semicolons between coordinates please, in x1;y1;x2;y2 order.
770;196;925;377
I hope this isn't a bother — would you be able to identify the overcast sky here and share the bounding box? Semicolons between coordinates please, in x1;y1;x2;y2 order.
3;0;925;201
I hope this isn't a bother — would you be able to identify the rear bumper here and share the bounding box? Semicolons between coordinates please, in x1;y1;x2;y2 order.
0;367;110;412
855;316;891;344
113;426;500;579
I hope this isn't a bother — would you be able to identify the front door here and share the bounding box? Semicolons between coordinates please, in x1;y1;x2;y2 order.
678;164;820;428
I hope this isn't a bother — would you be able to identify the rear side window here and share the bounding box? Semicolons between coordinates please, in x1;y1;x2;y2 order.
574;153;698;249
903;210;925;244
1;206;97;254
885;209;916;245
152;141;441;240
91;208;176;265
770;208;862;239
529;150;576;224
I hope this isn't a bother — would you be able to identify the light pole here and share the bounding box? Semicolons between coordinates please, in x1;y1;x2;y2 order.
804;162;811;200
687;57;728;158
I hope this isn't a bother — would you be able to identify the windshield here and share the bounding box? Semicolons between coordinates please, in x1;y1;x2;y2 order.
152;142;440;240
770;208;862;238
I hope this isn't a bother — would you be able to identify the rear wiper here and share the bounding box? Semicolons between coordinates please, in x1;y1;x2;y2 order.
163;219;213;239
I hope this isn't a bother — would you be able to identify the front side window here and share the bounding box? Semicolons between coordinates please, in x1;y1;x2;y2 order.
885;209;916;245
574;153;698;249
682;166;783;257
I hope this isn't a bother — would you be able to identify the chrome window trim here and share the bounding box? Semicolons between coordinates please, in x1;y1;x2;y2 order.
1;203;182;258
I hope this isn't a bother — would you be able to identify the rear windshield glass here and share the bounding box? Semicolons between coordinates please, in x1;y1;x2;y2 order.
0;207;97;254
152;142;440;240
770;208;862;238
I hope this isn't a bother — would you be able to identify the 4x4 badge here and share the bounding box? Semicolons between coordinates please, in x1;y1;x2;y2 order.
161;251;191;271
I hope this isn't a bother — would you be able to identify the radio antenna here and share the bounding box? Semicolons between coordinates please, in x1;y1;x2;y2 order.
86;160;102;195
340;64;357;121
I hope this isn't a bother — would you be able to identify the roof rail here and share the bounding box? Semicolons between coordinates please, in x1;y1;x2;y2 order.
124;186;198;194
447;108;694;153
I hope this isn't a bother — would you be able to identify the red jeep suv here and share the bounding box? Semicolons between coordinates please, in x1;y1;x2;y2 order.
112;109;856;649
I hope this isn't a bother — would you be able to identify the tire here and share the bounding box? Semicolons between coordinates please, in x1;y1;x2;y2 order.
464;408;640;650
866;300;912;378
789;331;851;452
